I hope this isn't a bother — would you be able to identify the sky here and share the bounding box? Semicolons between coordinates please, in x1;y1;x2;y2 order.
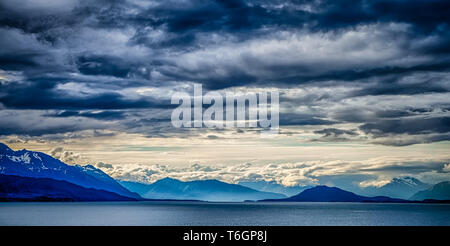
0;0;449;188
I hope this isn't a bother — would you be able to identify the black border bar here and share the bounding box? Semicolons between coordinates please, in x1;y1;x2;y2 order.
1;226;447;245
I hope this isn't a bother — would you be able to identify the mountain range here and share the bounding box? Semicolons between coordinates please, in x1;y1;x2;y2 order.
237;180;312;196
0;142;449;203
359;177;431;199
0;143;140;200
119;178;286;202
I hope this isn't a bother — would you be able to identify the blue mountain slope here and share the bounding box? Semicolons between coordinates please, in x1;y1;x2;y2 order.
0;143;140;199
0;174;137;201
120;178;286;202
238;180;312;196
119;180;155;196
262;185;407;202
410;181;450;201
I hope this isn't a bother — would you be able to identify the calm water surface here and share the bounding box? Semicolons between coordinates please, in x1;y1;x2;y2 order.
1;201;449;226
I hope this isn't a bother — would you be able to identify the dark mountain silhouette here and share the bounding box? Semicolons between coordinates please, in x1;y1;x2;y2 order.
261;185;407;202
0;174;136;201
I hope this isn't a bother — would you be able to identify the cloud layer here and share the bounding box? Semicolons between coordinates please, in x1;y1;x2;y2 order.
95;156;450;190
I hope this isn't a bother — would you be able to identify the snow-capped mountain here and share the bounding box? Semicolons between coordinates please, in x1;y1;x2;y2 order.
0;143;140;199
360;176;431;199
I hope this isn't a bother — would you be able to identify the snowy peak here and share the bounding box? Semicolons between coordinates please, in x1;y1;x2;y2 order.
360;176;431;199
4;151;45;165
76;164;110;178
0;145;62;171
0;142;140;199
391;177;425;187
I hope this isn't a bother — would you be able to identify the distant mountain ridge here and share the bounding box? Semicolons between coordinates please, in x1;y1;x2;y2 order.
2;143;449;203
238;180;312;196
410;181;450;201
120;177;286;202
360;176;431;199
262;185;407;203
0;143;140;199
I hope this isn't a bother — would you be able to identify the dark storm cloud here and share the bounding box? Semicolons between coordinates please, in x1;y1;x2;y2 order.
0;0;449;143
311;128;359;143
280;113;338;126
46;110;127;120
1;0;450;88
0;82;158;110
127;0;450;39
360;117;450;137
314;128;358;137
76;55;143;78
313;0;450;32
349;70;450;97
0;111;109;136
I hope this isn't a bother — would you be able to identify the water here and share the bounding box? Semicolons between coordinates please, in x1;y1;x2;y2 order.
1;201;450;226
